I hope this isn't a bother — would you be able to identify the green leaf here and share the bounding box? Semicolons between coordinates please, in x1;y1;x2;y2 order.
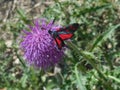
17;9;30;24
17;9;26;21
74;63;86;90
78;4;111;16
20;74;28;88
108;75;120;83
90;24;120;51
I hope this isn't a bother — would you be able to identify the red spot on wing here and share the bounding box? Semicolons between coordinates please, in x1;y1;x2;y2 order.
56;23;79;35
68;24;79;31
56;27;63;31
70;26;76;30
55;38;64;49
56;23;79;33
55;23;79;41
59;33;73;40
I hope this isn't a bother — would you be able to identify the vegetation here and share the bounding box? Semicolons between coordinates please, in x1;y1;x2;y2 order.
0;0;120;90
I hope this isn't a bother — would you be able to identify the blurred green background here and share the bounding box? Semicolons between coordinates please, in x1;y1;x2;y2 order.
0;0;120;90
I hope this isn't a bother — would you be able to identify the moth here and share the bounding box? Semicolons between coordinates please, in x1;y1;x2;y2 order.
48;20;79;50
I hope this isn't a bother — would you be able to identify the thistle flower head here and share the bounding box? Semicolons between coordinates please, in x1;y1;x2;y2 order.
20;18;64;69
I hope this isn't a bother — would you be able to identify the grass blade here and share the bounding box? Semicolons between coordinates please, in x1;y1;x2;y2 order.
74;63;86;90
78;4;111;16
108;75;120;83
90;24;120;51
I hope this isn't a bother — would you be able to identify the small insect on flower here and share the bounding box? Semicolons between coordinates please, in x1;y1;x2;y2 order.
48;19;79;50
20;18;64;69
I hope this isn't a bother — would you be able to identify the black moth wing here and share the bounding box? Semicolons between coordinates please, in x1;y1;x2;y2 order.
48;23;79;49
54;36;65;50
56;23;79;40
48;30;65;50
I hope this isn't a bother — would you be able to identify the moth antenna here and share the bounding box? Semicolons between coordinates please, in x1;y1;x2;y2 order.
48;17;56;32
52;17;56;24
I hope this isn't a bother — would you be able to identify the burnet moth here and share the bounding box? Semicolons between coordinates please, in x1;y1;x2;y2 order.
48;19;79;50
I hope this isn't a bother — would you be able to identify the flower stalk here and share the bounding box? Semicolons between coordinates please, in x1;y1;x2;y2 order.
66;41;114;90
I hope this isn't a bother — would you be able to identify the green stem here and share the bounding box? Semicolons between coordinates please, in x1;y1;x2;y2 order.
16;53;26;68
66;41;114;90
75;62;87;90
108;75;120;83
66;41;106;80
14;46;26;68
104;54;114;70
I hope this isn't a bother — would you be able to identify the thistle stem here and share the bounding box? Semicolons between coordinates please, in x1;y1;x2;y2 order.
66;41;114;90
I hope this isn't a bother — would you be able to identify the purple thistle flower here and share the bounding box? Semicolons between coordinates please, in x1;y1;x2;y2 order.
20;18;64;69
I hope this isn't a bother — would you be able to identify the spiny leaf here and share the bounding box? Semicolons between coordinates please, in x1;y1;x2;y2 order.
78;4;111;16
90;24;120;51
74;63;87;90
17;9;30;24
108;75;120;83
